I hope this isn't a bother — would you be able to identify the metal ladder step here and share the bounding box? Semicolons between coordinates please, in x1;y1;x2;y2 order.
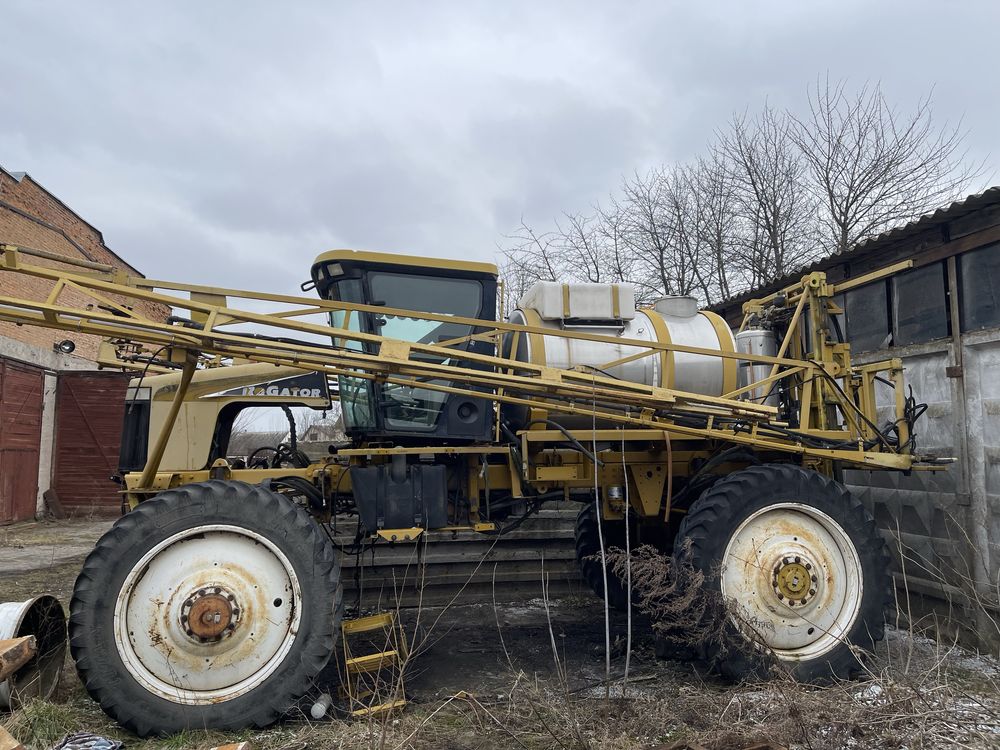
340;610;409;716
342;613;395;635
351;698;408;717
345;649;400;675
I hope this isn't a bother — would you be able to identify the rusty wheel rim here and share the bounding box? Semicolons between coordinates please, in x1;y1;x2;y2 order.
113;524;301;704
719;502;863;661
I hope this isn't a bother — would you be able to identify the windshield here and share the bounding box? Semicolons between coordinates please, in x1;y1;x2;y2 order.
329;272;484;433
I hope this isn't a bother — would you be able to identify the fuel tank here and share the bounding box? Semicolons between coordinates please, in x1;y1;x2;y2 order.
735;328;779;407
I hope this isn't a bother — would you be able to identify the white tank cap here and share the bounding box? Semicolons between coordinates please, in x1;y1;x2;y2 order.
652;296;699;318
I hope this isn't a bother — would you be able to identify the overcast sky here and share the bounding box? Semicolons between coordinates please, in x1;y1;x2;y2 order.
3;1;997;295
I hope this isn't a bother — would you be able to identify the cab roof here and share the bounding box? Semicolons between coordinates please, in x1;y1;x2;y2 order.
312;248;497;277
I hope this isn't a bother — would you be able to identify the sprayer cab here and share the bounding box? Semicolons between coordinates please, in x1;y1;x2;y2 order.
309;249;499;444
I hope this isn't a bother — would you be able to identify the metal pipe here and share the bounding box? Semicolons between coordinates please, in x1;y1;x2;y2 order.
137;352;198;490
1;243;114;273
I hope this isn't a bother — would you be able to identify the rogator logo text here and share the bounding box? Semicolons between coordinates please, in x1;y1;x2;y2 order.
239;385;324;398
210;371;331;401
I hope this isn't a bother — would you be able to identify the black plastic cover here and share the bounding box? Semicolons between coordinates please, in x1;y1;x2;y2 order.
350;463;448;532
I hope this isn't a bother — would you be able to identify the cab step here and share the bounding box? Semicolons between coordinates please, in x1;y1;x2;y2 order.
340;611;408;717
345;649;399;674
342;613;395;635
351;698;408;718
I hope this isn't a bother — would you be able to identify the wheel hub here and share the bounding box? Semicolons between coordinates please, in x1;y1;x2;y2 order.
114;525;301;702
772;556;819;605
182;589;240;641
720;502;863;660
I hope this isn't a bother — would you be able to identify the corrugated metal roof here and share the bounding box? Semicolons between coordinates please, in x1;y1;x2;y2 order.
712;186;1000;311
850;186;1000;252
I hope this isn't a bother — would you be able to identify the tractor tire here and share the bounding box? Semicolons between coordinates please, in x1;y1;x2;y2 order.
574;503;631;611
674;464;891;683
69;480;342;736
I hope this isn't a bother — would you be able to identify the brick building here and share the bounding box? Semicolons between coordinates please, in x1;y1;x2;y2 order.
0;166;169;523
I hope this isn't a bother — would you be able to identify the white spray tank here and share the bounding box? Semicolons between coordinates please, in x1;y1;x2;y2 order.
505;282;737;427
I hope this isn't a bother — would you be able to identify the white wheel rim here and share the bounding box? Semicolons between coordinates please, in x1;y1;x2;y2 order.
113;524;302;705
720;502;863;661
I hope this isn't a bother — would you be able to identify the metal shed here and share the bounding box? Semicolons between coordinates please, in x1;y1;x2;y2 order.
712;188;1000;648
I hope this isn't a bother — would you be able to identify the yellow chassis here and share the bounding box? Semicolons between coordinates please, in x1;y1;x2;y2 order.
0;243;941;534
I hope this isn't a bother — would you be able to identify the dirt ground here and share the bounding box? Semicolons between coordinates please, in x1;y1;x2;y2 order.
2;520;999;750
0;520;112;602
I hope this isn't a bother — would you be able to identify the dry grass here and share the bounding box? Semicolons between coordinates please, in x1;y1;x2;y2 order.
3;614;999;750
5;522;1000;750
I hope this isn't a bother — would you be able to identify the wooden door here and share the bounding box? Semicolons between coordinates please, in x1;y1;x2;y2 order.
52;371;130;516
0;359;44;524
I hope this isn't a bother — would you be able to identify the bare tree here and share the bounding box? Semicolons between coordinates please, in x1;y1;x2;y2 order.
501;207;639;311
554;211;613;284
791;77;981;254
616;168;675;300
500;80;983;308
714;104;820;286
502;219;562;284
593;200;640;288
616;167;720;303
690;154;739;302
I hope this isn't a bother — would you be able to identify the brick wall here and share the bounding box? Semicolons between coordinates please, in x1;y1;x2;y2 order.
0;169;169;361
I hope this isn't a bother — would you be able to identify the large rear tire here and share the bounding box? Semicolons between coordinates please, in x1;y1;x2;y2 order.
674;464;891;682
70;480;342;736
574;503;631;611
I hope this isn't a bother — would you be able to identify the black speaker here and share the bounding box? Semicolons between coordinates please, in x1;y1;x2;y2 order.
445;395;491;438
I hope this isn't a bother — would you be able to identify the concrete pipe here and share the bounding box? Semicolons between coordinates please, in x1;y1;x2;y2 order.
0;596;67;709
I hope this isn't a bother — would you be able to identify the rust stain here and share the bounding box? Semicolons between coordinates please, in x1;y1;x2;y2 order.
135;555;299;678
147;623;166;649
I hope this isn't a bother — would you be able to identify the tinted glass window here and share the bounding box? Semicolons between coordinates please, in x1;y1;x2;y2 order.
326;278;376;431
960;243;1000;332
845;282;890;353
368;273;483;431
369;273;483;347
892;263;948;346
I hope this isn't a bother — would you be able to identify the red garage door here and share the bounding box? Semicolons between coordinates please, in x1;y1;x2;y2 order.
52;371;130;517
0;358;44;524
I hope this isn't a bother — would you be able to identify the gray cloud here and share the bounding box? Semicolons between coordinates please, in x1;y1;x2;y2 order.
3;0;996;295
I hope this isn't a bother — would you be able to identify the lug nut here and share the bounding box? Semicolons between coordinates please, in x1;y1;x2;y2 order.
811;574;818;583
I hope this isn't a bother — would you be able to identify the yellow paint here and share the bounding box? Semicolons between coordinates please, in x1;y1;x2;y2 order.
313;248;497;276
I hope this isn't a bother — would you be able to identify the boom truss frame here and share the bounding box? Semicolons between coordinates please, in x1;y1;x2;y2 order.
0;243;931;481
